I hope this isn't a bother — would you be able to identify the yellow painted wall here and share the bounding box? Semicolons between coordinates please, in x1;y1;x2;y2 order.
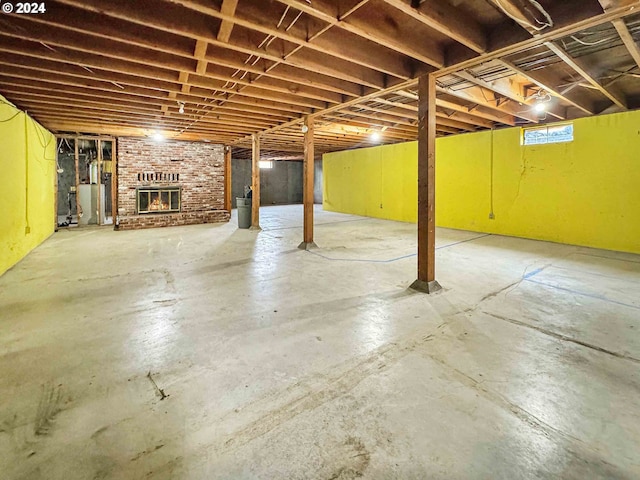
323;110;640;254
0;95;56;276
323;141;418;223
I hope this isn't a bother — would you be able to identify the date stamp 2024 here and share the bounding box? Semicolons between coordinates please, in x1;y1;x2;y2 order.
1;2;47;14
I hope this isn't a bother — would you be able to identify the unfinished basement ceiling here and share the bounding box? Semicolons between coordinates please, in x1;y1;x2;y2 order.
1;0;640;159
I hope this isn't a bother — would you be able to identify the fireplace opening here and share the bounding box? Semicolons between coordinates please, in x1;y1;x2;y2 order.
137;187;181;214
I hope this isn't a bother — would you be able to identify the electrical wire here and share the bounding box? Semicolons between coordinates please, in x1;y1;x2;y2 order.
493;0;553;31
570;34;616;46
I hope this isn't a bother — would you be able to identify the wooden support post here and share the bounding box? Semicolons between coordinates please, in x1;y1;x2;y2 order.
224;146;232;212
299;116;317;250
411;73;441;294
251;133;261;230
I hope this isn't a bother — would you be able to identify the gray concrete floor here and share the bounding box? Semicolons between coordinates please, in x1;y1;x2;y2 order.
1;205;639;479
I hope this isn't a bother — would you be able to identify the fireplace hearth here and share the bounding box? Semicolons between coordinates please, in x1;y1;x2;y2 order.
137;187;180;214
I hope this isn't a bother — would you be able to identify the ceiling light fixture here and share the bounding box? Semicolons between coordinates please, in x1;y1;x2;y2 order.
178;101;185;114
370;131;381;142
152;131;165;142
531;89;552;115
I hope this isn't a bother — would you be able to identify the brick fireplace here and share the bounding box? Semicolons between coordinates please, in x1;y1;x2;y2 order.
116;137;230;230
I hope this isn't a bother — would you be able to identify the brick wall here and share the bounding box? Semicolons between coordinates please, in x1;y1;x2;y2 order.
116;137;230;230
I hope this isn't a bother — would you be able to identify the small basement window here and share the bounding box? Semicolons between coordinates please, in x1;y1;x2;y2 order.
523;123;574;145
259;160;273;169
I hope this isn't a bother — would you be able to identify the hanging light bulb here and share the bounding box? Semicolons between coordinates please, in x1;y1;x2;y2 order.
178;101;185;114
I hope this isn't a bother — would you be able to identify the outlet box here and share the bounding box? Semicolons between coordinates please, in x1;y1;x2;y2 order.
488;212;495;220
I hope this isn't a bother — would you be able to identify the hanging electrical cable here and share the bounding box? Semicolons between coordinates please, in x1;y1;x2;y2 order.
494;0;553;31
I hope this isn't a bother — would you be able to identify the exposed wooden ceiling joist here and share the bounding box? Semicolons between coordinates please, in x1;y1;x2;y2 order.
496;59;596;115
381;0;488;53
1;0;639;158
546;41;629;110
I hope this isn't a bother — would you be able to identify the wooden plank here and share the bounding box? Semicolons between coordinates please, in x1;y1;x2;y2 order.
411;73;441;293
455;70;567;120
217;0;240;42
497;59;595;115
381;0;487;53
441;0;640;75
0;59;328;111
435;98;516;126
4;11;365;96
224;146;232;212
2;88;291;125
251;133;261;229
274;0;444;67
302;116;315;246
194;39;209;76
546;41;628;109
611;18;640;72
436;83;539;123
57;0;411;81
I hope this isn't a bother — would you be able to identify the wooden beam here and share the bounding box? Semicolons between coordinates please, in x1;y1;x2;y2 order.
178;71;190;95
411;73;441;294
436;98;516;126
381;0;487;53
611;18;640;72
497;59;595;115
149;0;413;79
299;116;315;249
598;0;640;10
373;97;496;129
488;0;547;33
0;57;328;111
217;0;239;43
441;0;640;75
194;39;209;76
274;0;444;68
436;83;538;123
54;0;390;88
251;133;261;229
455;70;566;120
8;10;367;96
224;146;232;212
546;41;628;109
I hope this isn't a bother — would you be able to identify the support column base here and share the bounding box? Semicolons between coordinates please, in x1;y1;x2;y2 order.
298;241;318;250
249;225;262;231
410;279;442;294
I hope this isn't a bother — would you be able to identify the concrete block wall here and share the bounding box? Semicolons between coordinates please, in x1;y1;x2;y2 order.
116;137;230;230
232;158;322;207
